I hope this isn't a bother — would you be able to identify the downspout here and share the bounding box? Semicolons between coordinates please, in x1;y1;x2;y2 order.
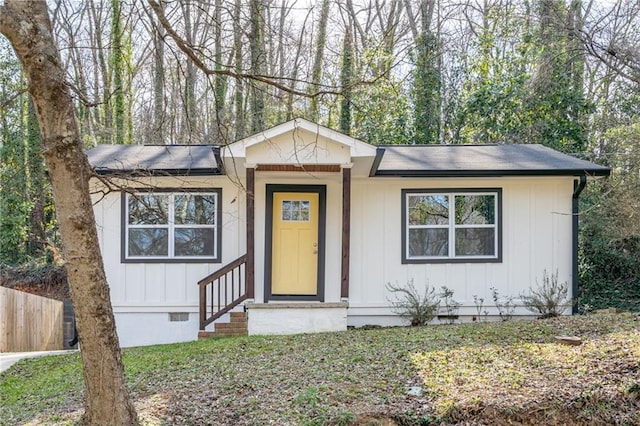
572;174;587;314
212;146;225;174
369;147;385;177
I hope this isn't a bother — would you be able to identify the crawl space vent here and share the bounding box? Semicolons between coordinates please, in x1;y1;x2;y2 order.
168;312;189;322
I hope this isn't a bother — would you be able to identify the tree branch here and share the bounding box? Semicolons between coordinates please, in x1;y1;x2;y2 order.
146;0;383;99
580;32;640;85
0;88;27;109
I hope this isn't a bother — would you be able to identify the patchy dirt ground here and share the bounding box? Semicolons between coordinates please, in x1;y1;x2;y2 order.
1;312;639;425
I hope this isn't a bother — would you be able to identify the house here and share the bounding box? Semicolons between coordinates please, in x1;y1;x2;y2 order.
87;118;610;348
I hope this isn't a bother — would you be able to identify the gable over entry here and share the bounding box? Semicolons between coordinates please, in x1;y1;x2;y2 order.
86;118;609;347
223;119;379;311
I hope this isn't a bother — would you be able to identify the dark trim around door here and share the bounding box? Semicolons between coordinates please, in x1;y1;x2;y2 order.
264;184;326;302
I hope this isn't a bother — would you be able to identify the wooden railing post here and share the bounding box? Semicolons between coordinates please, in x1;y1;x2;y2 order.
198;254;248;329
199;283;206;330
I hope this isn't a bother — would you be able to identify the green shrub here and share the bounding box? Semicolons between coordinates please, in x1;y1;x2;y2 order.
580;233;640;311
579;145;640;312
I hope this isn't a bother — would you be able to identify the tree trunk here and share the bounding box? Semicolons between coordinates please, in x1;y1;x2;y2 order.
111;0;126;144
412;0;441;144
535;0;554;92
153;0;165;143
309;0;331;121
57;2;94;144
275;0;287;123
568;0;585;114
286;9;310;121
89;1;112;145
25;98;48;257
182;0;197;143
249;0;265;133
214;0;225;119
233;0;245;140
339;27;353;135
0;1;139;424
376;0;401;76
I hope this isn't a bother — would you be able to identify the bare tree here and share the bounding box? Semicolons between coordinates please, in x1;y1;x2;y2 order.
233;0;245;139
149;0;166;144
88;1;113;144
111;0;127;144
309;0;331;121
0;1;138;424
249;0;265;133
579;0;640;85
181;0;198;142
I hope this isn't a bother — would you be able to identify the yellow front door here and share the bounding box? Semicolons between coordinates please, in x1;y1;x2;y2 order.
271;192;319;295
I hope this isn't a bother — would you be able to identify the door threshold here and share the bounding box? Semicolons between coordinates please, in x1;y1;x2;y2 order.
247;302;348;309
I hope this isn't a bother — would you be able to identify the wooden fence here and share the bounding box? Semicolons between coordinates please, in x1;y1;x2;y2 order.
0;287;63;352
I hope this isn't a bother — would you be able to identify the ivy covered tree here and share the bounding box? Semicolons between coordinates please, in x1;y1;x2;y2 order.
527;0;589;152
339;28;353;135
352;72;411;146
455;6;535;144
0;47;56;265
580;123;640;311
456;0;590;152
412;30;441;144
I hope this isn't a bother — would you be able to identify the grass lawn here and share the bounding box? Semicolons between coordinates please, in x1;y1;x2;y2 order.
1;312;639;425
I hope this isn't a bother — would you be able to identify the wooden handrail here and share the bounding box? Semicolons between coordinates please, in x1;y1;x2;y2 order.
198;254;247;286
198;254;247;330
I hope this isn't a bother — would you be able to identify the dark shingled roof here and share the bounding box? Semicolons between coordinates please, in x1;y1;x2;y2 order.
373;144;610;177
86;145;222;176
86;143;610;178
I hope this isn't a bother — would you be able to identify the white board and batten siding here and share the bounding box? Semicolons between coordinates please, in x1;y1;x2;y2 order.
93;173;575;344
87;121;604;347
347;176;574;327
92;176;245;347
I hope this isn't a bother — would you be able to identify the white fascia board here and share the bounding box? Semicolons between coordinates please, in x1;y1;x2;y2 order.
294;119;377;157
222;118;377;159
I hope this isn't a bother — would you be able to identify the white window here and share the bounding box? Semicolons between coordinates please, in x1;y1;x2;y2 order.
124;190;220;262
403;189;501;263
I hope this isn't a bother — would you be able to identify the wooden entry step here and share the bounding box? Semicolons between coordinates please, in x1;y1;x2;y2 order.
198;311;247;339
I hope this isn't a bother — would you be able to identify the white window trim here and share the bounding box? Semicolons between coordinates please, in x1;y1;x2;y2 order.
124;190;220;262
403;189;502;263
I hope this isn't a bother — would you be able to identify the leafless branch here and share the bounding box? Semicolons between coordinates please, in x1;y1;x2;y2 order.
579;28;640;85
146;0;387;99
0;88;27;109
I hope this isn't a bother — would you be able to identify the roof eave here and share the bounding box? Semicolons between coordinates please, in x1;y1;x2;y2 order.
373;169;611;178
93;168;222;177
